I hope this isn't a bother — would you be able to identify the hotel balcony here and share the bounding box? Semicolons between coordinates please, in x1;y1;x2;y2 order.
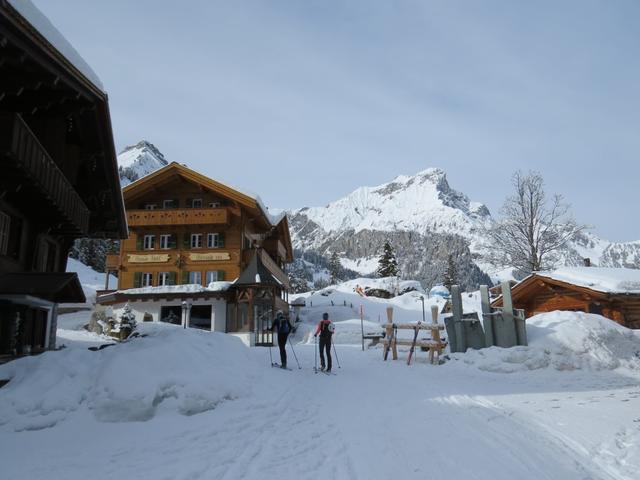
127;207;229;228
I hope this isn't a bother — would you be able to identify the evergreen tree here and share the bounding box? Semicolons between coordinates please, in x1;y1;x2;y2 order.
376;241;398;278
328;251;342;284
443;254;458;292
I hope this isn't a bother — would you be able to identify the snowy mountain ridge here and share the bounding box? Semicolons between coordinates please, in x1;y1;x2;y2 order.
294;167;490;242
118;140;168;186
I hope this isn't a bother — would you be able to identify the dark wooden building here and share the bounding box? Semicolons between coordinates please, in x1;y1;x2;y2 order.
492;267;640;329
0;0;127;358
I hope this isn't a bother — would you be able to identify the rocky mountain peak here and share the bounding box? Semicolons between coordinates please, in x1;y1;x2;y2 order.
117;140;168;186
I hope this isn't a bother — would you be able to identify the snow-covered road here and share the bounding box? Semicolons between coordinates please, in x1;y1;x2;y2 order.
3;339;638;480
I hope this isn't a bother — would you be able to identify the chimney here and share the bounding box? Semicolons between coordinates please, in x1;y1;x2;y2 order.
583;258;591;267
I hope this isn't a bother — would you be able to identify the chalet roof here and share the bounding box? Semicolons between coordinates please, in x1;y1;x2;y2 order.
6;0;103;92
123;161;288;227
97;283;232;305
235;251;281;287
492;267;640;308
532;267;640;294
0;273;85;303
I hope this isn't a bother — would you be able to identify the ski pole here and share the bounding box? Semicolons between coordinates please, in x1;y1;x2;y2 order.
314;334;318;373
333;342;341;369
269;343;273;366
288;336;301;369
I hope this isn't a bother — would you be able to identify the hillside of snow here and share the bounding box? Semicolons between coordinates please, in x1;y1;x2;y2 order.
64;257;116;308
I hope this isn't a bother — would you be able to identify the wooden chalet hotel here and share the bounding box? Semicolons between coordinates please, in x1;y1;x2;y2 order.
97;162;294;347
0;1;127;357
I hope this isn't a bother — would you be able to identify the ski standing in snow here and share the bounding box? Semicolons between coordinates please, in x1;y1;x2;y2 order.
314;312;334;373
270;310;292;369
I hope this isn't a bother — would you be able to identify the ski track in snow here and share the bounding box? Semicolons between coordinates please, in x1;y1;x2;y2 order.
2;343;640;479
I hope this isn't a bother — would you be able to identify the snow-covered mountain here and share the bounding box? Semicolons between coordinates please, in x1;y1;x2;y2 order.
118;140;168;186
297;168;490;240
288;168;640;288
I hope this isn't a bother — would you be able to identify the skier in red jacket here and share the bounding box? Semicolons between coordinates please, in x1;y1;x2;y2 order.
314;312;334;372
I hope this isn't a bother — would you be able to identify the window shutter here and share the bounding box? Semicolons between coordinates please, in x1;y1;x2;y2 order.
136;235;143;251
134;272;142;288
186;198;193;208
218;270;225;281
181;271;189;285
173;198;179;208
169;272;176;285
169;234;177;249
219;232;225;248
183;233;191;249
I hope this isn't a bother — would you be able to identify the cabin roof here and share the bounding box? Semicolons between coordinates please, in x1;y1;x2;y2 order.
123;161;291;235
492;267;640;308
0;272;85;303
533;267;640;294
5;0;104;92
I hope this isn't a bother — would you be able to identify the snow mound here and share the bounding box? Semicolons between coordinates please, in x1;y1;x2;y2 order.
455;312;640;373
0;324;256;431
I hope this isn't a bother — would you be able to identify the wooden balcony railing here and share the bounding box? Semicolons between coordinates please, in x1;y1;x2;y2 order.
127;208;229;227
1;113;90;234
260;249;290;289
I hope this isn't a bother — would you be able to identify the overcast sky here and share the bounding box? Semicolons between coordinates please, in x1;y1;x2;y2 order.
35;0;640;242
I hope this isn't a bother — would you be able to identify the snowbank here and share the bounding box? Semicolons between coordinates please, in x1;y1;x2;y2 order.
455;312;640;373
0;323;256;431
65;257;117;307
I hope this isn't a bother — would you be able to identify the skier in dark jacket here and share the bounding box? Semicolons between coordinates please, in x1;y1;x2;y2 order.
271;310;292;368
314;312;334;372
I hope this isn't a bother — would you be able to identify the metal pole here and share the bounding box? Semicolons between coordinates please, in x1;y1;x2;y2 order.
288;336;301;369
420;296;425;323
333;342;341;369
360;305;364;351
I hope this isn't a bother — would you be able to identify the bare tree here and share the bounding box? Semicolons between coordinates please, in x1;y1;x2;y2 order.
486;171;585;274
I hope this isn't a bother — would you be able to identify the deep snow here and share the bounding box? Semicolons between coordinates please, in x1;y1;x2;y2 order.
1;285;640;479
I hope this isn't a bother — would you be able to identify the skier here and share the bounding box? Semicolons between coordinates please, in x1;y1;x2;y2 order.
314;312;334;372
271;310;292;369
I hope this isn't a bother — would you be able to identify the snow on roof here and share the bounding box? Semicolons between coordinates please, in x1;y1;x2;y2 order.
116;282;232;296
536;267;640;294
8;0;104;91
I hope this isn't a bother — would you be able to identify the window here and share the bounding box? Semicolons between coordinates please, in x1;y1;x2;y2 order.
207;233;222;248
206;271;218;284
0;212;9;255
192;198;203;208
160;234;172;249
142;273;153;287
159;272;171;286
209;201;221;208
189;271;202;285
145;204;157;210
191;233;203;248
143;235;155;250
163;199;175;209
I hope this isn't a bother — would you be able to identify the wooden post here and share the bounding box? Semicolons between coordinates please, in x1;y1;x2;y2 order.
429;304;440;364
387;307;398;360
480;285;494;347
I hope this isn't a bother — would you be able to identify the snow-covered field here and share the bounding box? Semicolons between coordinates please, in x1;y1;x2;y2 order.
1;281;640;479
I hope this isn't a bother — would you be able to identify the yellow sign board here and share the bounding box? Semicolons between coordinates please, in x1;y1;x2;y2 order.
189;252;231;262
127;254;170;263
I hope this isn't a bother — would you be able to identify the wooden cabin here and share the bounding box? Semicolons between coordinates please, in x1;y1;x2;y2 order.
0;1;127;358
491;267;640;329
98;162;294;346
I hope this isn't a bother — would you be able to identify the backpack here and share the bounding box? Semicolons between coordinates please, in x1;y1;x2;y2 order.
278;318;291;334
321;320;334;335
